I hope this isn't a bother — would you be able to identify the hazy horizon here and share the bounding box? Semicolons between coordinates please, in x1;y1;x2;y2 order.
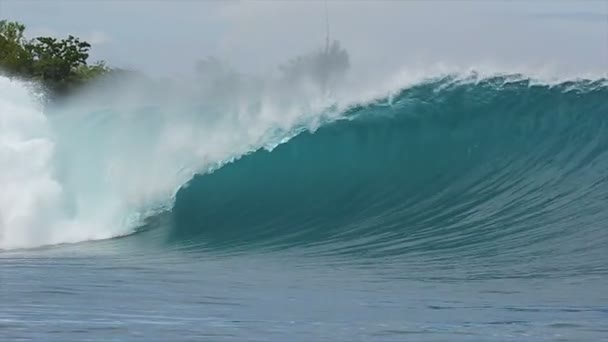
1;1;606;78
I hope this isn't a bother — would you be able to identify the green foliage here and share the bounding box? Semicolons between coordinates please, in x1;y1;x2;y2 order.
0;35;33;76
74;61;111;81
0;20;26;43
26;35;94;93
0;20;110;96
0;20;33;76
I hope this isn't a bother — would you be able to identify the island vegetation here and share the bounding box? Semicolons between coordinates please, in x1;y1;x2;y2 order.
0;20;110;97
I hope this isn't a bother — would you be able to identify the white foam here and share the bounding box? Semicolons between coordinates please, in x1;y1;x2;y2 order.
0;72;346;249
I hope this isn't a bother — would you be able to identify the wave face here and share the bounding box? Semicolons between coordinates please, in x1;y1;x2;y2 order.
171;76;608;274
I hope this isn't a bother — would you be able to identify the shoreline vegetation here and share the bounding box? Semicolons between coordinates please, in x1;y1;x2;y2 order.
0;20;114;98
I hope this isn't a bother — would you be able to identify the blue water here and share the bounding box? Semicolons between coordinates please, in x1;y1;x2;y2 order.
1;75;608;341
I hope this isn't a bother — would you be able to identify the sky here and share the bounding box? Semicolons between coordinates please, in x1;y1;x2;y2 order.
1;0;607;78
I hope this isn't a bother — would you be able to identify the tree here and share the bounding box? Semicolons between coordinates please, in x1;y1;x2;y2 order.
0;20;111;96
0;20;26;43
26;35;92;93
0;20;33;76
74;61;111;81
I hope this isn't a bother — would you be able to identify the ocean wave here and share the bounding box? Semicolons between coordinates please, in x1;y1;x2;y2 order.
1;73;607;254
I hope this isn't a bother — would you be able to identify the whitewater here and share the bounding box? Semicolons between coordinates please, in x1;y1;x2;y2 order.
0;71;344;249
1;69;608;341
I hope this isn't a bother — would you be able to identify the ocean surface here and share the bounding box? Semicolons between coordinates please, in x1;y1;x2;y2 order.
1;73;608;341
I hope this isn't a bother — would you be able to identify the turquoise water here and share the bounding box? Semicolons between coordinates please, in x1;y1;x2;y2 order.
1;75;608;341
